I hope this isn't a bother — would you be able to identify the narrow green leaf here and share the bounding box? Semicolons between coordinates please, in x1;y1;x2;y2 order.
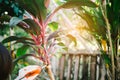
2;36;19;43
2;36;33;44
58;42;65;46
16;45;30;57
66;34;77;46
62;47;68;51
48;22;59;32
14;40;34;45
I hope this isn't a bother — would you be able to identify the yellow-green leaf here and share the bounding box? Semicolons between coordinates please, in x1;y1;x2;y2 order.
16;45;30;57
58;42;65;46
66;34;77;46
48;22;59;32
62;47;68;51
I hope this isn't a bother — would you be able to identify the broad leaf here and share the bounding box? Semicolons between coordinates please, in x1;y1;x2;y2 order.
48;22;59;32
16;45;30;57
16;0;47;20
66;34;77;46
46;0;98;25
57;0;97;10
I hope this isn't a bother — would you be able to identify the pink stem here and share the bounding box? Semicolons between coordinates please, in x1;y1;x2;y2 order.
30;34;40;45
32;12;51;65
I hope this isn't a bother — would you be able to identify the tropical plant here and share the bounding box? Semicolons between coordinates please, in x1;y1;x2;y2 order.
1;0;97;80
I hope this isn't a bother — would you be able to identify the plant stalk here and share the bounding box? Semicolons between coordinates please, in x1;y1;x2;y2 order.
46;65;55;80
100;1;115;79
104;14;115;80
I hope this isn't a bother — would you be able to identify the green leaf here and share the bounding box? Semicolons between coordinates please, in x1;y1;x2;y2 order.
62;47;68;51
2;36;19;43
101;52;111;65
14;40;34;45
58;42;65;46
16;45;30;57
16;0;47;20
58;0;98;9
2;36;33;44
51;0;98;20
66;34;77;46
48;22;59;32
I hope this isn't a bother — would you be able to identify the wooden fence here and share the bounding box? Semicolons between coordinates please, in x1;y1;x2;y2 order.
55;53;106;80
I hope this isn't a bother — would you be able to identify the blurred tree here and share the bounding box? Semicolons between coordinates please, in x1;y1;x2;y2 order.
74;0;120;79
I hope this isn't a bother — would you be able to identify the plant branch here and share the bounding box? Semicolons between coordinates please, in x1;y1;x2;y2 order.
100;3;115;80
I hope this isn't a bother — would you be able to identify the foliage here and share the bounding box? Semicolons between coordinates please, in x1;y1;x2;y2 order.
2;0;97;63
75;0;120;79
1;0;98;80
48;22;58;32
0;0;24;36
0;0;24;17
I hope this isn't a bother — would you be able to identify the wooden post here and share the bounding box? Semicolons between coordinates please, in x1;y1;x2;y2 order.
74;55;80;80
99;57;106;80
66;54;73;80
81;55;88;80
90;55;97;80
59;54;65;80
